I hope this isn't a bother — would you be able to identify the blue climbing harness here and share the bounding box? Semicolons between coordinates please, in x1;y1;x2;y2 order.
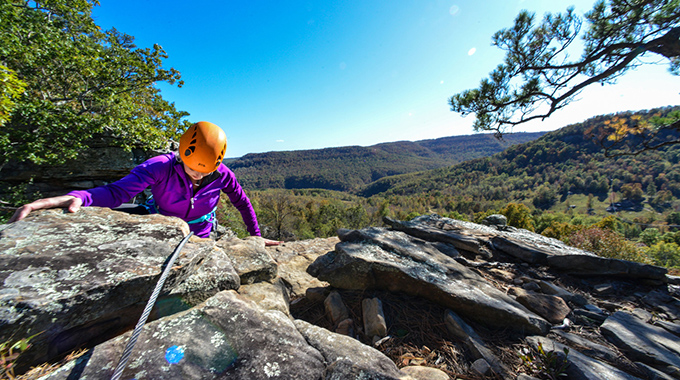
142;196;217;225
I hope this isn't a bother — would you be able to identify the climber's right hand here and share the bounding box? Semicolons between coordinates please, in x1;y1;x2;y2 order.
8;195;82;223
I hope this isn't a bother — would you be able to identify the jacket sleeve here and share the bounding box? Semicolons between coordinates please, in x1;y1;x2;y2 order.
67;156;164;208
222;169;261;236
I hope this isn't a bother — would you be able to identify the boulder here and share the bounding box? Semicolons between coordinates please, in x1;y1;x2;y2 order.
362;297;387;339
512;287;572;324
216;236;277;284
42;291;327;380
482;214;507;227
237;278;290;316
324;290;350;326
293;319;410;380
308;227;551;335
167;241;240;306
0;208;234;369
265;237;337;297
400;365;449;380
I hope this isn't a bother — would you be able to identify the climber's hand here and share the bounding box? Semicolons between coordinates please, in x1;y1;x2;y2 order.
8;195;82;223
263;238;282;246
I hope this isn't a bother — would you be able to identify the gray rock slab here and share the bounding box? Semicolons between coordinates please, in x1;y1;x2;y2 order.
383;216;492;257
634;362;677;380
265;237;337;297
601;311;680;371
168;241;240;306
308;228;550;335
527;336;642;380
445;309;509;377
654;319;680;337
43;290;326;380
389;214;597;262
217;236;277;284
293;318;409;380
513;288;572;324
388;215;667;281
642;289;680;320
400;365;449;380
0;208;206;368
338;227;459;261
538;280;588;306
547;255;667;280
237;277;290;316
550;330;621;363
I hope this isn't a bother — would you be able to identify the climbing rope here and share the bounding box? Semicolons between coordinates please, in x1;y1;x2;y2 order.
110;231;194;380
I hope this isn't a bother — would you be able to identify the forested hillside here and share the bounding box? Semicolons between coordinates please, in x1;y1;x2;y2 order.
228;132;544;191
360;107;680;212
221;107;680;276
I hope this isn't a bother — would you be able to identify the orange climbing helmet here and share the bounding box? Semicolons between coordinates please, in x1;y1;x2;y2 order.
179;121;227;173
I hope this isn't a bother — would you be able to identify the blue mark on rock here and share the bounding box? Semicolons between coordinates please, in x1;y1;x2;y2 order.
165;345;185;364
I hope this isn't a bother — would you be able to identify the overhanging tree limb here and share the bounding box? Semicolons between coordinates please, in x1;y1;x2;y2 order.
449;0;680;137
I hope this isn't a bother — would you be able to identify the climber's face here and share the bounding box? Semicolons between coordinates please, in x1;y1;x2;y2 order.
183;162;211;182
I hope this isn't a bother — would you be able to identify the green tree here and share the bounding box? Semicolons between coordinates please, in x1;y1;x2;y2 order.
256;190;297;240
449;0;679;136
647;182;657;196
344;204;370;230
0;0;189;170
640;227;661;245
666;211;680;226
620;183;644;201
645;241;680;268
314;203;344;237
500;202;535;231
532;185;557;209
0;65;25;126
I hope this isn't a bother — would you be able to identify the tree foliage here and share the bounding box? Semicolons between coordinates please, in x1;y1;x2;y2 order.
449;0;680;137
0;0;189;168
589;110;680;156
0;65;25;126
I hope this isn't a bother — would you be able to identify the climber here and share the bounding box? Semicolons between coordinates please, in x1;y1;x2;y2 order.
9;121;281;246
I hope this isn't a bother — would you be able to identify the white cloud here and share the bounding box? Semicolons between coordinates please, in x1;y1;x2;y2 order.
468;47;476;56
276;139;284;143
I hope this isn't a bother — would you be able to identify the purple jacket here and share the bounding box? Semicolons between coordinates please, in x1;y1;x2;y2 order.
68;153;260;238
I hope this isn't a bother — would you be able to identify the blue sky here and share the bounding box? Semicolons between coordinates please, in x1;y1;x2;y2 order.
92;0;680;158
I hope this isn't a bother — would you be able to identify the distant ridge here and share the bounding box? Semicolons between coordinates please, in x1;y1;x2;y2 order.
228;132;546;192
358;106;680;204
